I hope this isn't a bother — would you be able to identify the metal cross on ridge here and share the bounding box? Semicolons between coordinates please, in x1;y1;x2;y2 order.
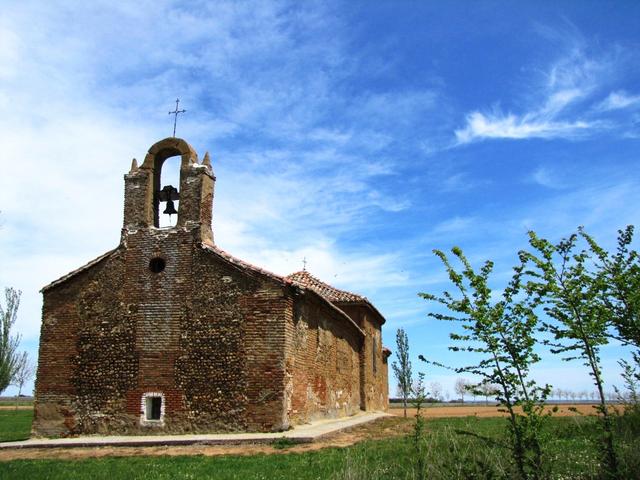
168;98;186;137
302;257;307;271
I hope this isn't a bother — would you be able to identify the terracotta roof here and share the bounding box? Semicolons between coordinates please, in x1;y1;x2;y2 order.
201;245;365;337
285;270;367;303
286;270;386;325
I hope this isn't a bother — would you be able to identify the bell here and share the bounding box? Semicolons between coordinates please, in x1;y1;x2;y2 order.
158;185;179;218
163;199;178;216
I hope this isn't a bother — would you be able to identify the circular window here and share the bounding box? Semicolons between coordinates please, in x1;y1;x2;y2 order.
149;257;166;273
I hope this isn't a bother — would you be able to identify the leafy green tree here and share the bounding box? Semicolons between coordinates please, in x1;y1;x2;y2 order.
617;361;639;406
420;247;550;480
391;328;412;418
579;226;640;347
0;288;22;394
524;231;620;479
580;226;640;393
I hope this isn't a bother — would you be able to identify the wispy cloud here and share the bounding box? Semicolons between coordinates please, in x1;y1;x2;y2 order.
0;0;421;345
1;2;637;399
530;166;565;189
596;90;640;111
432;216;477;235
454;27;624;144
240;241;410;292
455;111;593;143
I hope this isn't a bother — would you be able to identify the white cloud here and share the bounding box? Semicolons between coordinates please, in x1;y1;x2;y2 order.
0;0;418;348
596;90;640;111
432;216;476;235
540;88;586;116
237;241;409;292
455;111;592;143
545;51;603;94
455;29;621;144
0;24;20;80
440;173;468;192
530;166;565;189
2;3;634;400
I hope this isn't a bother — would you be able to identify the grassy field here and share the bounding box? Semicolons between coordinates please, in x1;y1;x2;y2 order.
0;401;34;408
1;411;638;479
0;410;33;442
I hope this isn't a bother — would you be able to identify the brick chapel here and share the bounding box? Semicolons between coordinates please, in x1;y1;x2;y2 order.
33;137;389;437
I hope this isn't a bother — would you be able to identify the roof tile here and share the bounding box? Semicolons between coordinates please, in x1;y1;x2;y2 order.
285;270;367;303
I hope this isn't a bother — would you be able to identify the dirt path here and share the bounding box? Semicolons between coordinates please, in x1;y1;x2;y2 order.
389;403;601;418
0;404;602;461
0;417;412;461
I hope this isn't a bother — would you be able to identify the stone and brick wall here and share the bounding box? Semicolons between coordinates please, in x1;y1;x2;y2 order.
338;304;389;412
190;246;291;432
33;137;387;437
33;228;293;436
34;250;138;436
285;293;362;425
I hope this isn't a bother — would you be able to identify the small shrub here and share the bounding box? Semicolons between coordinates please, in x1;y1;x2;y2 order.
271;437;298;450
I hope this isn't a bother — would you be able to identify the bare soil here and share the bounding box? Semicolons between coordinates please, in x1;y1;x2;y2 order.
389;403;602;418
0;404;601;461
0;416;413;462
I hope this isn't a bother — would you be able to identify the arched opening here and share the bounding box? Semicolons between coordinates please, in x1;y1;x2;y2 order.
153;151;181;228
139;138;198;229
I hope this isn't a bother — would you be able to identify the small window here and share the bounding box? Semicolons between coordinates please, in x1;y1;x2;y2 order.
149;257;166;273
141;392;165;425
146;396;162;421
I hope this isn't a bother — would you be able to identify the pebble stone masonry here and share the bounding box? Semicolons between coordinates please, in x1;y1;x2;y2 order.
32;137;390;437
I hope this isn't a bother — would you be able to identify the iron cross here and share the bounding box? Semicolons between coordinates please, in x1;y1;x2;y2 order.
168;98;186;137
302;257;307;271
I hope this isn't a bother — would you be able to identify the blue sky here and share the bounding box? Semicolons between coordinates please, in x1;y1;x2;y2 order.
1;1;639;398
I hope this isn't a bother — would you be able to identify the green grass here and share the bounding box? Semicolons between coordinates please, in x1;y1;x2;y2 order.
0;410;33;442
1;414;638;479
0;400;34;407
1;452;362;480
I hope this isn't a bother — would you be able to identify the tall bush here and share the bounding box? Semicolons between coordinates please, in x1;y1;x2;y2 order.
524;231;620;479
420;247;550;480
